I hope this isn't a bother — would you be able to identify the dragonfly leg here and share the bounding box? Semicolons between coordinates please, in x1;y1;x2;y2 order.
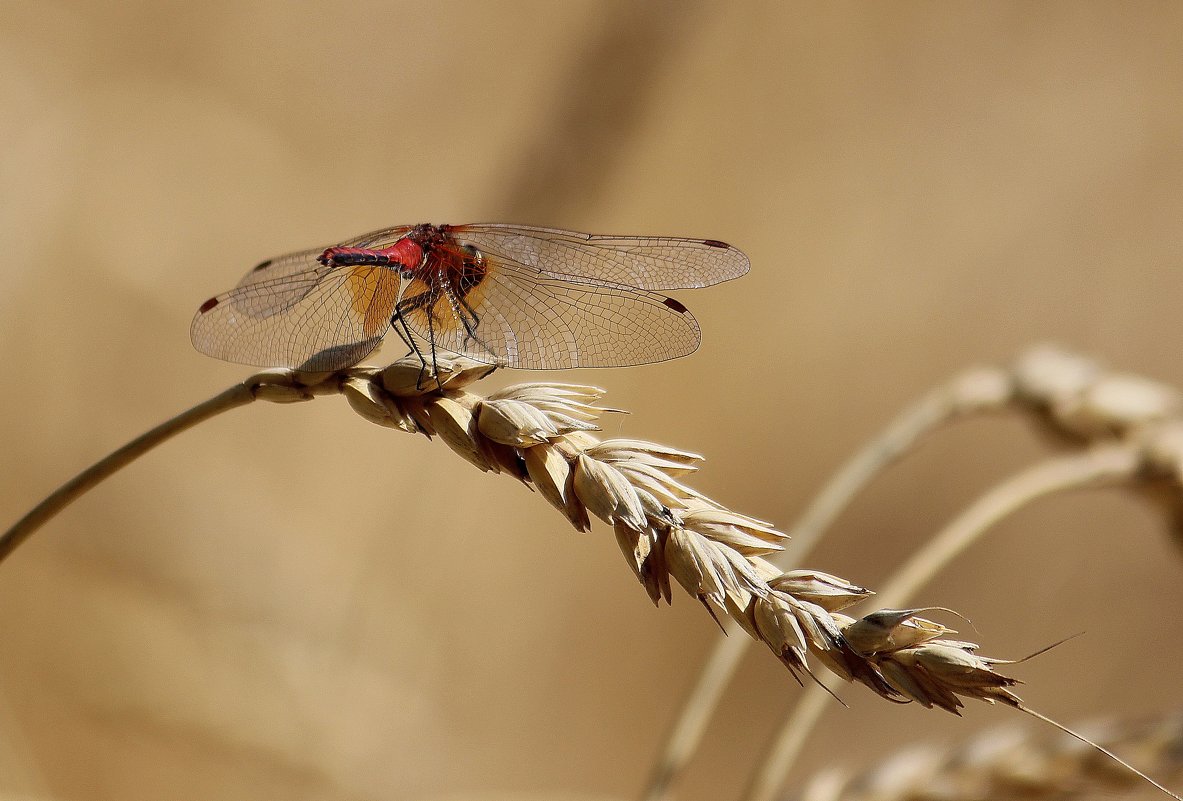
423;304;443;391
391;302;430;387
391;310;423;361
390;310;414;351
394;291;451;390
457;295;482;341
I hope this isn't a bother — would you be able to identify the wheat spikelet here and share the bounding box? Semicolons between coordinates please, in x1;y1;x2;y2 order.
797;710;1183;801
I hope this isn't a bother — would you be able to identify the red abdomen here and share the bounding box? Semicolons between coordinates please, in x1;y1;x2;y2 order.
319;238;424;271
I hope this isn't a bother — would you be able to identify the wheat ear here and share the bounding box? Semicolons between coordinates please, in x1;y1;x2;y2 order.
342;356;1028;706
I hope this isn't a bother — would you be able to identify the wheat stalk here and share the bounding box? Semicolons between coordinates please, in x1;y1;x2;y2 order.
797;709;1183;801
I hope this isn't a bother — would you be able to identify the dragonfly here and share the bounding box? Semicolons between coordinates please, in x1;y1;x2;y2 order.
191;223;749;373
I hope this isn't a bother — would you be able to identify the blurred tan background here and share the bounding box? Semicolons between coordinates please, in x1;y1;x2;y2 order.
2;2;1182;800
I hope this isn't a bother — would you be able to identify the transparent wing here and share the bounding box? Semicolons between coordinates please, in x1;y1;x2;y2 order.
334;224;417;249
191;265;401;371
398;260;701;370
231;248;326;291
448;223;749;290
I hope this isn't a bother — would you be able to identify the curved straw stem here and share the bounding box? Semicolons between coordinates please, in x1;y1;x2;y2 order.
740;444;1142;801
642;374;1001;801
0;381;259;564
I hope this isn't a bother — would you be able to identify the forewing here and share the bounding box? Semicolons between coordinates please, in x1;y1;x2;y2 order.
192;265;401;371
232;247;325;292
333;224;418;250
399;261;701;370
449;224;749;290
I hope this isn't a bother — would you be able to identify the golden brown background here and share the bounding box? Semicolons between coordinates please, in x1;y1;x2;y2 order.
2;2;1181;800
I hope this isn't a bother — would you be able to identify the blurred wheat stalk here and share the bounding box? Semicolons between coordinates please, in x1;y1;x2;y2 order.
3;344;1182;801
798;708;1183;801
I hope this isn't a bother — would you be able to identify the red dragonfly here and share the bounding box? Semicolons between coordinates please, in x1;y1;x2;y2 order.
191;223;748;372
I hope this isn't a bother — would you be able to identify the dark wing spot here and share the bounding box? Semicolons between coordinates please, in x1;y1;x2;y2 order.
701;239;730;249
252;259;273;272
198;297;219;313
663;296;688;314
